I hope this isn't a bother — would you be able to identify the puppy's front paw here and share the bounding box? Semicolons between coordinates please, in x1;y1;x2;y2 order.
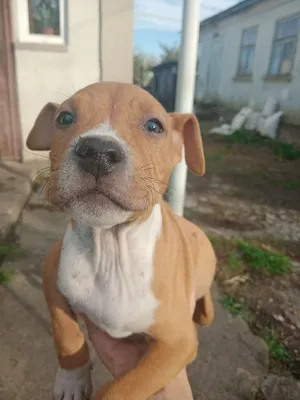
53;362;93;400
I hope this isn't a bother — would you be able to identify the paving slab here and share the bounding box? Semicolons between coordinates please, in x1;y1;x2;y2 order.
0;193;269;399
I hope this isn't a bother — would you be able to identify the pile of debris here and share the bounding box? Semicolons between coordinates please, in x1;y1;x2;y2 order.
210;98;283;139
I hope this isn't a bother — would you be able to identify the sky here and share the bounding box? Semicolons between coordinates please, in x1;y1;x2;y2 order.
134;0;241;58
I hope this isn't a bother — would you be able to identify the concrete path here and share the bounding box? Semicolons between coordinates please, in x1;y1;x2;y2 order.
0;169;269;400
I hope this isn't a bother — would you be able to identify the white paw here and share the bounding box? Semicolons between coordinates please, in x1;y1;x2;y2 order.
53;362;93;400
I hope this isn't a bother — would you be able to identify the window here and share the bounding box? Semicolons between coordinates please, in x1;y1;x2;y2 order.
16;0;66;45
268;15;300;76
196;41;202;76
237;27;257;76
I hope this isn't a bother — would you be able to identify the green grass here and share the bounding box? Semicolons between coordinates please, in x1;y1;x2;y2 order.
237;240;293;275
209;235;293;276
263;329;290;362
227;251;242;270
216;130;300;161
221;295;252;320
281;179;300;190
0;245;27;261
0;268;14;284
206;151;225;162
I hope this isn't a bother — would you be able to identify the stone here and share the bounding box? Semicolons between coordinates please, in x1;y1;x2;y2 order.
261;374;300;400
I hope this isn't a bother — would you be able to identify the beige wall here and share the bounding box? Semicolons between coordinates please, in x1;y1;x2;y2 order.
100;0;134;83
12;0;134;161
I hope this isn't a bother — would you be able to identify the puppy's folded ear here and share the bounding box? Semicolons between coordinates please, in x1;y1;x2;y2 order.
170;113;205;176
26;102;58;151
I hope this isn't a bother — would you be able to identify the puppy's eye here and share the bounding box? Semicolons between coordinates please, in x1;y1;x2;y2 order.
143;118;164;134
57;111;74;127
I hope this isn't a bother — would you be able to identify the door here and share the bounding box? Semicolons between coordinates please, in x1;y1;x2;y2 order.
0;0;21;161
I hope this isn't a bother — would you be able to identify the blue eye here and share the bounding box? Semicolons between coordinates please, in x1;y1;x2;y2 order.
143;118;164;134
57;111;74;127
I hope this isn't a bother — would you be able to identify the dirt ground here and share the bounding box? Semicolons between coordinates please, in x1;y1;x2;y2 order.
184;125;300;386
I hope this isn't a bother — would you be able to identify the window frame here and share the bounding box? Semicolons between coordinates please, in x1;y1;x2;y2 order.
16;0;67;45
267;13;300;77
236;25;258;77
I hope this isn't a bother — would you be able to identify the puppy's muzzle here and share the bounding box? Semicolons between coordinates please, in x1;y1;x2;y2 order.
74;136;125;179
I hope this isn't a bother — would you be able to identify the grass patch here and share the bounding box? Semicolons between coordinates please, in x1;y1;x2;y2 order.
237;241;293;275
281;179;300;190
0;268;14;284
227;251;242;270
206;151;225;162
263;329;290;362
216;130;300;161
209;235;293;276
0;245;27;261
221;294;252;320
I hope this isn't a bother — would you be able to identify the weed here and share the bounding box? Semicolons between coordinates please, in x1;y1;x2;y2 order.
263;329;290;361
0;268;14;284
221;294;251;320
281;179;300;190
227;251;241;270
272;141;300;161
0;245;27;261
237;240;293;275
216;130;300;161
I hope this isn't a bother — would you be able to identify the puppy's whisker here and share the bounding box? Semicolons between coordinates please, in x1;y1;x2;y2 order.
27;151;50;160
142;167;156;173
146;177;169;186
143;178;164;196
51;90;71;99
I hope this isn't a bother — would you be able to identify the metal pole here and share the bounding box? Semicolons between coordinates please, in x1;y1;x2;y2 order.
167;0;200;216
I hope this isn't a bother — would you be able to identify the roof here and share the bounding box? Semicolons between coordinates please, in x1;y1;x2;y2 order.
152;60;177;72
200;0;265;28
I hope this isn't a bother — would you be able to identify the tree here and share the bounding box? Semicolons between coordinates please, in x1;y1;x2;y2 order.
133;51;157;87
159;43;180;62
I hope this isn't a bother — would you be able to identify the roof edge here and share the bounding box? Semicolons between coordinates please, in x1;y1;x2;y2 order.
200;0;265;28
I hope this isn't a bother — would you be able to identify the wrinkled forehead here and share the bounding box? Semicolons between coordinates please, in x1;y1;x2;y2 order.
60;82;169;135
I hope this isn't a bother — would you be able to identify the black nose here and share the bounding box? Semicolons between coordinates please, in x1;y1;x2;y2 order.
75;136;125;178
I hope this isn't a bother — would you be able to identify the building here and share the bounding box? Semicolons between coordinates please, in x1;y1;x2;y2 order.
0;0;134;162
195;0;300;125
147;61;178;112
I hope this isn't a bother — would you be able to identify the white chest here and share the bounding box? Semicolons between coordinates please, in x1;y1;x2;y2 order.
57;205;162;338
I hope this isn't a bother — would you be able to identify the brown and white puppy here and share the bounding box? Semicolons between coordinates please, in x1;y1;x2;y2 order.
26;82;216;400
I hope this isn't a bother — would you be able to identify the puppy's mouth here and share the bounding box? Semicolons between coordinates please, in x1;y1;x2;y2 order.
71;187;132;211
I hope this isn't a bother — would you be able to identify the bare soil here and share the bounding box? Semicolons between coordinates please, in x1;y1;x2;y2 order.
185;128;300;382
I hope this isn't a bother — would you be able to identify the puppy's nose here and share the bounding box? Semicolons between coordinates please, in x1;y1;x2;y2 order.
75;136;125;178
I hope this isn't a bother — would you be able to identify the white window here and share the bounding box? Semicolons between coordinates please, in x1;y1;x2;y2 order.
268;14;300;76
237;26;258;76
16;0;66;45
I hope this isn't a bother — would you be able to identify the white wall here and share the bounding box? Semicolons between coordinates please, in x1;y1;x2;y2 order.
196;0;300;124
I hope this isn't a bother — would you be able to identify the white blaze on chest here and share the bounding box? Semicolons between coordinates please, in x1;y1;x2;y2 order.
57;204;162;338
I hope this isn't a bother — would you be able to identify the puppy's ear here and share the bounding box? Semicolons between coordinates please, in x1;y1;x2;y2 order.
170;113;205;176
26;102;58;151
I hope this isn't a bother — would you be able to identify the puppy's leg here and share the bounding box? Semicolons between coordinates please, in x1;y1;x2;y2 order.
95;321;198;400
193;291;214;327
43;240;92;400
192;231;216;327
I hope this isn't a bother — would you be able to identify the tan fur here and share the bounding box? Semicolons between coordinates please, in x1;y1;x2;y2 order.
27;82;216;400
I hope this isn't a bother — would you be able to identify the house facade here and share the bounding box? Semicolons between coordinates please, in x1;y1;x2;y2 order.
148;61;178;112
195;0;300;125
0;0;134;162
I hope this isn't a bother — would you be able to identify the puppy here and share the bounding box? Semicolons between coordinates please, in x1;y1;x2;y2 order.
26;82;216;400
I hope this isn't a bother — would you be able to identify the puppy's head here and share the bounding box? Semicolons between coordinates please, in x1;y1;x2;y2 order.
27;82;205;227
